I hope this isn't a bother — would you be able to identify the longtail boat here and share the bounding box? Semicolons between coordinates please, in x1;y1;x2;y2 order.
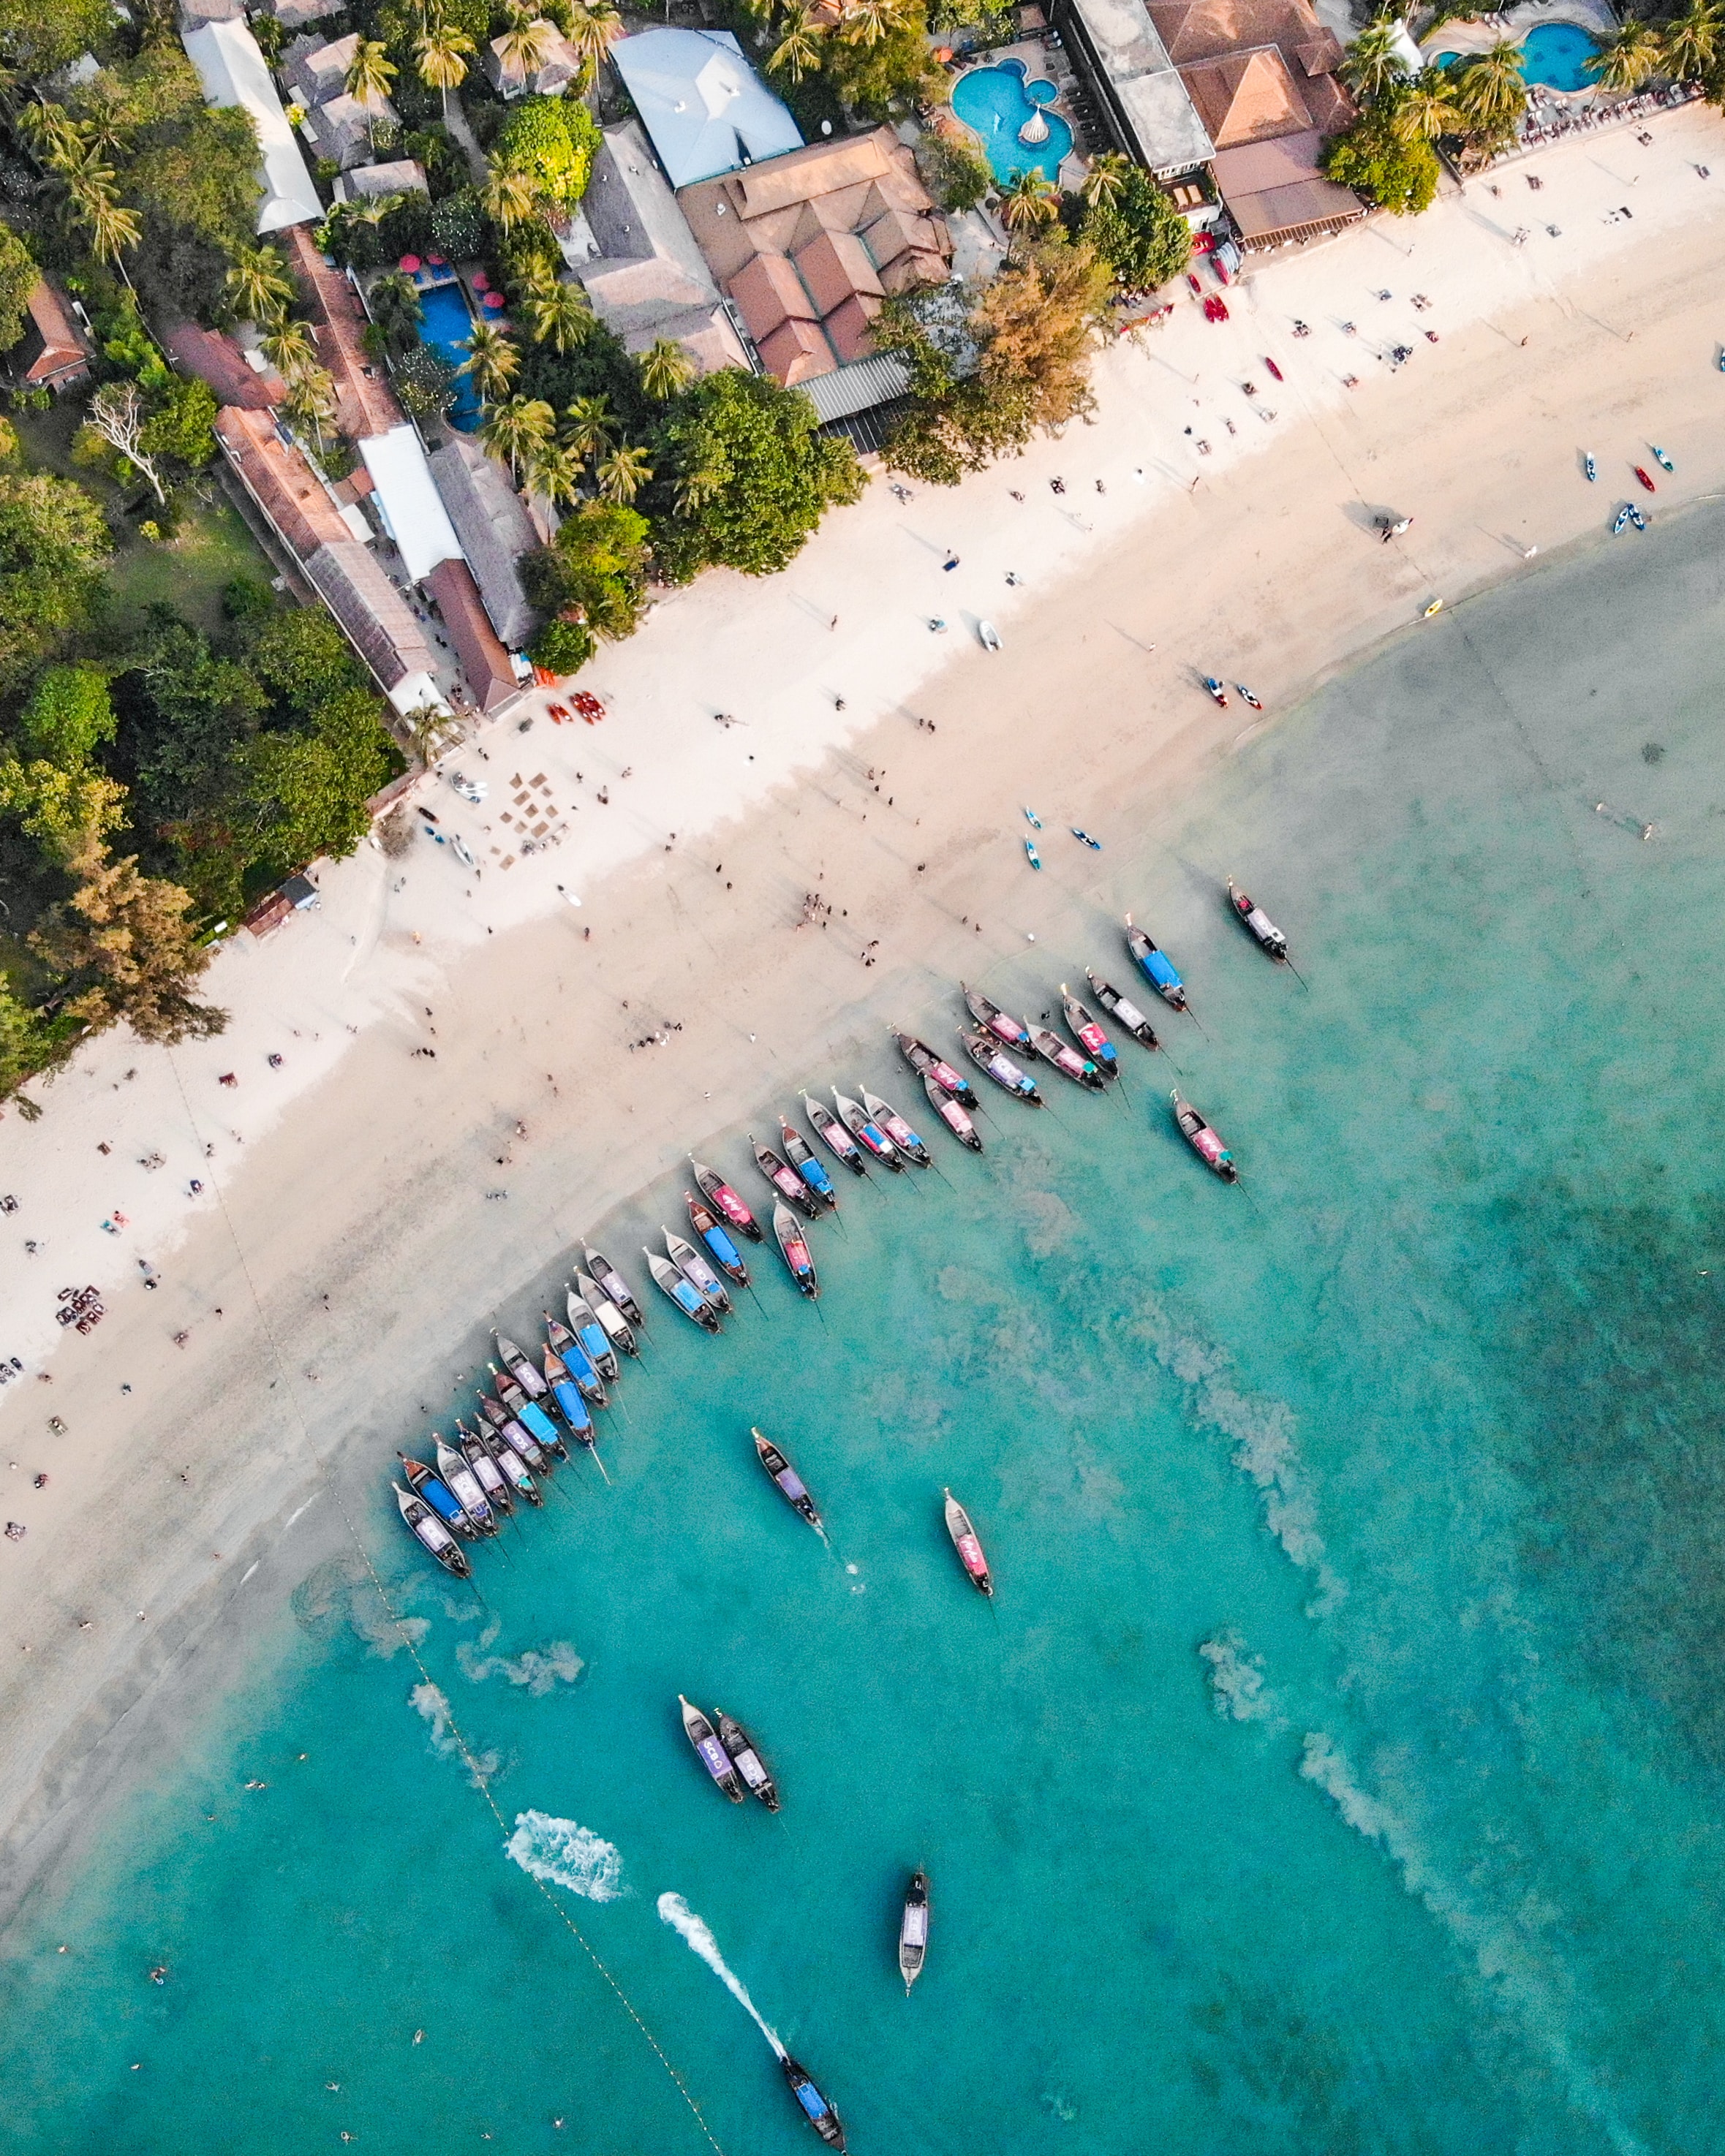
1124;915;1188;1011
802;1094;868;1176
581;1246;644;1327
943;1488;993;1595
780;2057;845;2150
646;1249;721;1331
1027;1024;1106;1092
462;1420;539;1507
543;1323;606;1405
962;983;1033;1052
752;1426;823;1531
921;1071;982;1151
394;1483;472;1576
771;1200;819;1298
899;1869;930;1994
833;1089;902;1170
452;1429;510;1517
493;1366;570;1459
575;1268;638;1358
752;1136;822;1219
687;1194;752;1287
1171;1089;1238;1181
894;1030;981;1110
1226;877;1290;963
559;1293;619;1383
861;1088;932;1166
1059;984;1119;1078
958;1027;1041;1104
690;1157;764;1241
779;1119;840;1210
494;1331;548;1397
1084;969;1160;1050
543;1327;605;1421
716;1709;780;1809
665;1228;733;1314
433;1437;498;1535
477;1393;552;1475
397;1453;475;1537
679;1695;746;1802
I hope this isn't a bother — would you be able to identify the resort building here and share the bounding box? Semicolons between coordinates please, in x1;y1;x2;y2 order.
257;0;340;26
678;128;951;404
426;433;540;653
163;320;282;409
571;121;748;376
282;225;405;441
423;559;521;715
484;28;585;99
1049;0;1212;179
358;425;464;586
608;29;804;189
6;276;93;394
284;32;399;171
334;159;431;205
181;16;322;232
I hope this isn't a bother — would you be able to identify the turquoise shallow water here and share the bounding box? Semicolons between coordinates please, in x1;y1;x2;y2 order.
6;508;1725;2152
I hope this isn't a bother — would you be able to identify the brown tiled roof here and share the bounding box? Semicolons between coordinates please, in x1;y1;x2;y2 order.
425;557;518;713
794;230;881;316
821;291;881;366
1210;132;1364;240
12;276;91;390
1182;47;1313;148
282;225;404;441
1149;0;1353;129
726;253;818;340
303;540;434;690
214;404;348;558
165;322;282;410
756;318;829;385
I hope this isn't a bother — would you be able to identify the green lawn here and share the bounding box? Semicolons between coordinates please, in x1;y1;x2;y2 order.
11;397;277;638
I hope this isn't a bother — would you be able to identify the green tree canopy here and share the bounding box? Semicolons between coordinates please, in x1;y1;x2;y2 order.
17;664;116;766
252;606;364;714
0;470;113;692
1073;164;1192;291
1322;106;1441;216
495;95;601;211
248;684;394;874
0;220;38;356
0;0;111;77
521;499;650;640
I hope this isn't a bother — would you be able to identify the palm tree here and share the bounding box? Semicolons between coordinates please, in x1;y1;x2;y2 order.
346;37;398;150
673;458;724;518
1340;16;1407;104
368;269;424;344
224;243;296;328
66;170;141;282
282;364;339;454
459;320;521;401
415;12;477;125
479;393;555;483
839;0;902;45
1662;0;1723;80
260;317;320;381
1080;151;1131;211
565;1;624;82
560;394;616;463
1392;65;1462;142
20;99;90;167
1587;16;1666;91
1000;167;1060;235
637;338;695;401
401;700;461;765
1453;41;1528;136
521;436;584;509
525;281;594;353
767;4;823;80
595;443;652;504
494;5;559;87
481;159;536;234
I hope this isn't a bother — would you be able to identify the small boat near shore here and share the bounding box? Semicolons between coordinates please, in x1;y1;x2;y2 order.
575;1268;638;1359
1124;915;1188;1011
561;1292;621;1380
478;1393;553;1475
463;1420;540;1506
647;1249;721;1331
752;1426;824;1532
780;1119;840;1211
922;1072;982;1150
395;1483;472;1576
1060;985;1119;1077
834;1089;902;1170
687;1195;752;1287
1171;1089;1238;1181
780;2056;846;2149
899;1869;930;1993
943;1488;993;1595
434;1438;498;1535
772;1200;819;1298
494;1331;548;1398
451;1430;510;1517
716;1709;780;1809
493;1367;567;1459
894;1031;981;1110
1084;969;1160;1051
962;983;1033;1052
959;1027;1041;1104
399;1452;477;1537
861;1088;932;1166
543;1326;603;1418
803;1093;869;1176
1027;1024;1105;1092
679;1695;747;1802
529;1353;593;1443
1226;877;1289;963
753;1135;823;1219
691;1157;763;1241
665;1228;733;1315
582;1245;644;1328
543;1322;606;1406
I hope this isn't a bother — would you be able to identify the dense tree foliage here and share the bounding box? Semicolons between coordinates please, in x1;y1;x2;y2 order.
1070;165;1193;291
494;95;600;211
0;219;38;354
1322;105;1441;215
0;471;112;692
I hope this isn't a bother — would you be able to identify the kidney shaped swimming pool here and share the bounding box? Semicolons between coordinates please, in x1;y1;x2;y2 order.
951;60;1073;186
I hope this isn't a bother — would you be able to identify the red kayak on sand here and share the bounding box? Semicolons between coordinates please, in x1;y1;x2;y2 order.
1634;466;1657;493
1265;356;1284;382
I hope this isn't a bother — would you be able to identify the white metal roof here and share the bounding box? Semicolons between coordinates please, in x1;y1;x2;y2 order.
181;19;324;233
359;425;464;585
609;29;803;189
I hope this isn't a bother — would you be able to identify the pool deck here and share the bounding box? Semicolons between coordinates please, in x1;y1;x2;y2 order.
948;41;1090;193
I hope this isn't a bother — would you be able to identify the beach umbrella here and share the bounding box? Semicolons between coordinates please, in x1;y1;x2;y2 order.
471;271;489;291
398;253;423;273
482;290;507;311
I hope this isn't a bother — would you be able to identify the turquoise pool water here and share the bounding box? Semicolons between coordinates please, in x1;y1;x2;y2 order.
1432;23;1599;91
416;279;482;432
6;507;1725;2152
951;61;1072;186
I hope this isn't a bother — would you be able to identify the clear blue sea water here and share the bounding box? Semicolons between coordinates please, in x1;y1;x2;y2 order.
4;507;1725;2153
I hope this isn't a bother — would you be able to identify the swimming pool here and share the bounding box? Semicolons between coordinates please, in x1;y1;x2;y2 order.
951;59;1073;186
1430;22;1600;93
415;279;482;432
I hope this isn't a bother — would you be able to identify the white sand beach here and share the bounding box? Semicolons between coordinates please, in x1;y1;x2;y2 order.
4;98;1725;1915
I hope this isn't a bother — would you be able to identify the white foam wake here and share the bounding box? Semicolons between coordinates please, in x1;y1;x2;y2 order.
1143;1311;1345;1616
458;1638;585;1695
1198;1630;1286;1730
409;1681;502;1788
503;1811;624;1901
1300;1733;1646;2156
657;1893;785;2057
